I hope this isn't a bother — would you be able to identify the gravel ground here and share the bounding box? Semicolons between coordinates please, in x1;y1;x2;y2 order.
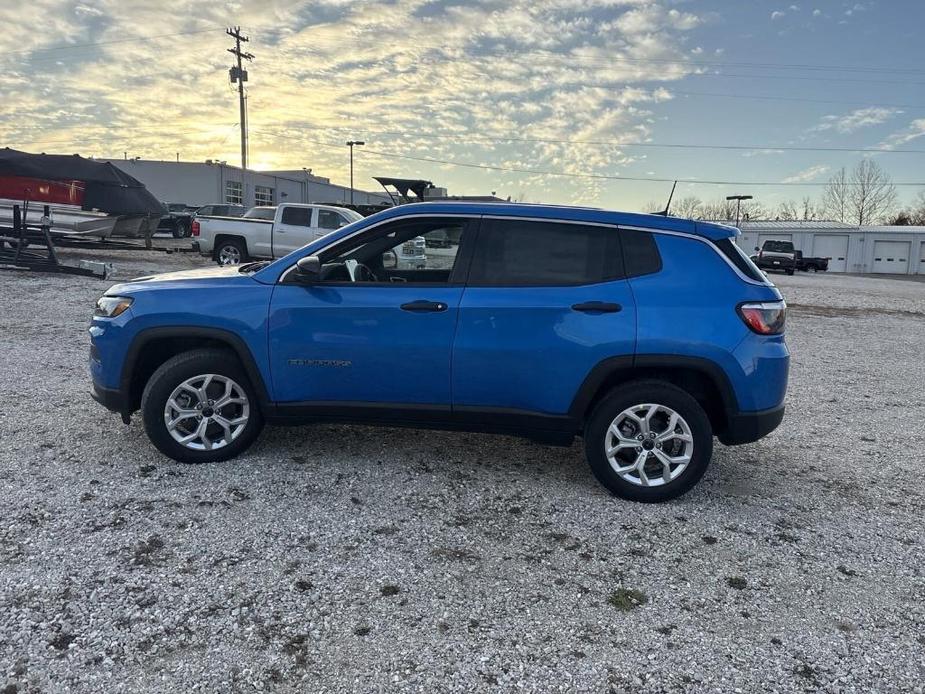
1;246;923;693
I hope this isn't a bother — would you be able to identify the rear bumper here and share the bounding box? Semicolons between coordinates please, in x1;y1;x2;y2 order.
719;404;785;445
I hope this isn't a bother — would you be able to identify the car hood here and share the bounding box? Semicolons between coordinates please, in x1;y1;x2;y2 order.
129;265;244;283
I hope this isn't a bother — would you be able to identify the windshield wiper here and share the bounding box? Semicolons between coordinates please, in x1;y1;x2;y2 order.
238;261;271;273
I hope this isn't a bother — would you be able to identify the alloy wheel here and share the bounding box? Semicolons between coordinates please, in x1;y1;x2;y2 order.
604;403;694;487
218;245;241;265
164;374;250;451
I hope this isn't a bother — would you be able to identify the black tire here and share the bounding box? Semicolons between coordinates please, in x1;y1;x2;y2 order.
214;237;248;265
141;348;264;463
786;268;795;275
584;380;713;503
171;220;189;239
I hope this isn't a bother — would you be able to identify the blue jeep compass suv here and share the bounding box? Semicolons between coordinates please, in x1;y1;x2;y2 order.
90;203;788;502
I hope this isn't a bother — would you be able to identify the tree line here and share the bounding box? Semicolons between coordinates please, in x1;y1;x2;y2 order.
645;160;924;226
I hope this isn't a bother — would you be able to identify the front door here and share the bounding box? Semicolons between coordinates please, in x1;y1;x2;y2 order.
452;218;637;416
268;216;477;405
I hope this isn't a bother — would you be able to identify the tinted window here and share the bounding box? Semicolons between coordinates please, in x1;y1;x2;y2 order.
468;220;623;285
716;238;765;282
621;229;662;278
318;209;346;230
281;206;312;226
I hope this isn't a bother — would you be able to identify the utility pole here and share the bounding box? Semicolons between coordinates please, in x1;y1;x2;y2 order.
346;141;364;204
227;27;254;170
726;194;753;227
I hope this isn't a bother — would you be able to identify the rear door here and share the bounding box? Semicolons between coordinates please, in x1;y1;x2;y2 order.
452;218;636;416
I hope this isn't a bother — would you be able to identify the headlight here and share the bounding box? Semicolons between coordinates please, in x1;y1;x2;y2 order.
94;296;133;318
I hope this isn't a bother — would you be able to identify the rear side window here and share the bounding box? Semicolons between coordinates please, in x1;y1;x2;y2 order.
281;207;312;226
762;240;793;252
620;229;662;278
715;238;766;282
468;219;623;286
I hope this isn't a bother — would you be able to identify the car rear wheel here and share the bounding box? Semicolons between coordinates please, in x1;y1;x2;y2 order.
141;349;264;463
216;238;247;265
584;381;712;502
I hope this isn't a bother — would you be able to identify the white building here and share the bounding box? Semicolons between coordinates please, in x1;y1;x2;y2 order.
101;159;392;210
736;220;925;275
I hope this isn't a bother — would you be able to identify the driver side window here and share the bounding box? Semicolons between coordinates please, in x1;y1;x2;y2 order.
319;218;471;284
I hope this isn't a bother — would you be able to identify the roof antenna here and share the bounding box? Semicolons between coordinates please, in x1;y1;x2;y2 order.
653;180;677;216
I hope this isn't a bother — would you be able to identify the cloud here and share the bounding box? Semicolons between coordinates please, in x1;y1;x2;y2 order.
0;0;710;205
812;8;822;16
771;10;786;20
880;119;925;149
811;107;902;134
782;164;830;183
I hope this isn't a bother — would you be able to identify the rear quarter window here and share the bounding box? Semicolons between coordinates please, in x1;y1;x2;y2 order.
715;238;767;283
620;229;662;278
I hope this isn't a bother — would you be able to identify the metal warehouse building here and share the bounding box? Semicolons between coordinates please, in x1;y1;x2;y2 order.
735;220;925;275
101;159;392;210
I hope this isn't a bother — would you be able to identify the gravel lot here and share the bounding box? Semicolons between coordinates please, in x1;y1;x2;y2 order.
1;245;923;693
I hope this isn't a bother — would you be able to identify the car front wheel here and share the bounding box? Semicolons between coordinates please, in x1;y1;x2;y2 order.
141;349;264;463
584;381;713;502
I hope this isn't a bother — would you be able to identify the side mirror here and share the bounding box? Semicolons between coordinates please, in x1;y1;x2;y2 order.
295;255;322;282
382;250;398;270
754;246;760;252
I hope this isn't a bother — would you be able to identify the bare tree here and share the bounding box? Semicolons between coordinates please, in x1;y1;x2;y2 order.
800;196;820;221
776;200;798;221
849;159;897;225
888;190;925;225
822;167;850;223
672;195;703;219
824;161;897;225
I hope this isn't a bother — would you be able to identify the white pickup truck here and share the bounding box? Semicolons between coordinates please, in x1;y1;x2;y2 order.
192;203;365;265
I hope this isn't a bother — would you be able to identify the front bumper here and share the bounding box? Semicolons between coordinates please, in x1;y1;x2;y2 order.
91;381;130;422
719;404;785;445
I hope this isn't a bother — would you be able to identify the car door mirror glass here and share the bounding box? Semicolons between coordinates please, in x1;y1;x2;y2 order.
382;250;398;269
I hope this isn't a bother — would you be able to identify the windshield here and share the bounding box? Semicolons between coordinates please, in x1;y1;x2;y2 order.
244;207;276;220
763;240;793;252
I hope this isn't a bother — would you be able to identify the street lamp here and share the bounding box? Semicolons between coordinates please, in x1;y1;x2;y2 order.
726;194;753;228
346;141;365;205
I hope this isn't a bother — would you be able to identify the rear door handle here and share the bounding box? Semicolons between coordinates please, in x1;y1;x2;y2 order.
571;301;622;313
400;300;448;313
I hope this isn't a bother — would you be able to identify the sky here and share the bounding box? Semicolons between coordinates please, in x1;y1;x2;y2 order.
1;0;924;213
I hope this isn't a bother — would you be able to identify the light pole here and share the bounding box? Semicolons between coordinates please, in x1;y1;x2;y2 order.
726;194;753;227
346;141;365;205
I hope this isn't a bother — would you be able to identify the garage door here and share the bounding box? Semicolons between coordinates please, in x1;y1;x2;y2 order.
871;240;910;274
813;235;849;273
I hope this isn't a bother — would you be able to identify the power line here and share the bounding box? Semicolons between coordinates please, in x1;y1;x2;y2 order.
9;27;226;56
260;122;925;155
250;129;925;187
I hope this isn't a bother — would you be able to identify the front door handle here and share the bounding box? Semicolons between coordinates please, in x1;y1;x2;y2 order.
571;301;622;313
400;300;448;313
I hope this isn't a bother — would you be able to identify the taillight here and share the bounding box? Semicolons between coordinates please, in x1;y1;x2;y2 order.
737;301;786;335
191;220;200;236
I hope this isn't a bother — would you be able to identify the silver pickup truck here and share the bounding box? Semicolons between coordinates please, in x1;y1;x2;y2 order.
192;203;364;265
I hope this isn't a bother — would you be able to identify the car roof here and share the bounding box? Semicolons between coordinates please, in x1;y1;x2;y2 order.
360;202;737;241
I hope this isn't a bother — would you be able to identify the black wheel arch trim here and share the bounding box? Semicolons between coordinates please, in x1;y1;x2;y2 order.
119;326;272;414
568;353;741;429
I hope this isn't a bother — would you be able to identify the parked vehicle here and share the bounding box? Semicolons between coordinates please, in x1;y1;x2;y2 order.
90;203;789;502
794;250;829;272
755;239;797;275
195;204;245;218
157;202;195;238
191;202;364;265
